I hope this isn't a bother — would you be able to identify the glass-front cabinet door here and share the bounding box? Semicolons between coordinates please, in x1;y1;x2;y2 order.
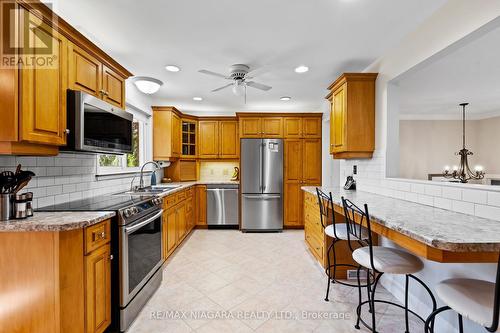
181;120;196;158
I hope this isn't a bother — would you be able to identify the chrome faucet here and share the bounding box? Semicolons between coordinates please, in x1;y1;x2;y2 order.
135;161;161;190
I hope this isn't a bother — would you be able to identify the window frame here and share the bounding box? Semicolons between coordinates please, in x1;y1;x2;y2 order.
95;105;151;176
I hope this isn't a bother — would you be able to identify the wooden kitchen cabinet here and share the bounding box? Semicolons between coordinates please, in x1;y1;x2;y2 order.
152;107;182;160
327;73;377;159
196;185;207;225
284;138;321;227
181;119;197;159
239;116;283;138
219;120;239;158
85;244;111;333
176;201;187;242
19;8;68;147
68;44;126;109
0;2;131;156
284;117;322;138
198;120;219;158
198;119;239;159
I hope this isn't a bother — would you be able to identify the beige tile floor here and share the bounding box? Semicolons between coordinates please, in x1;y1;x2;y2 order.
128;230;422;332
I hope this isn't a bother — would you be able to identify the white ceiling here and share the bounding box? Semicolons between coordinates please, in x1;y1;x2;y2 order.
397;19;500;120
49;0;445;115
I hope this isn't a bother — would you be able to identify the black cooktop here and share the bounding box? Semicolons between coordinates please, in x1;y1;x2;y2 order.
37;193;155;212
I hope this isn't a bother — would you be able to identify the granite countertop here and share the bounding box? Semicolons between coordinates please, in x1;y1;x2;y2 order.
156;180;239;198
302;186;500;253
0;211;116;232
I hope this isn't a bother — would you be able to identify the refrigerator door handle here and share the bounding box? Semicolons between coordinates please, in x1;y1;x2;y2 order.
259;142;263;192
261;142;266;192
242;194;281;200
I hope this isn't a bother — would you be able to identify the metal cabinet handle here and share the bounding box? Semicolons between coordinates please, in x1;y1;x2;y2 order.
109;254;114;260
64;129;70;134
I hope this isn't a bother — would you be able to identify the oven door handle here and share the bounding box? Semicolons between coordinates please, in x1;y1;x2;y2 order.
124;209;163;234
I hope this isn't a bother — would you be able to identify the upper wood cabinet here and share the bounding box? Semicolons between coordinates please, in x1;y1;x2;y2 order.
198;121;219;158
283;117;322;138
152;107;182;160
181;119;197;158
327;73;377;159
239;116;283;138
219;120;239;158
68;44;126;109
19;8;68;147
198;119;239;159
0;2;131;156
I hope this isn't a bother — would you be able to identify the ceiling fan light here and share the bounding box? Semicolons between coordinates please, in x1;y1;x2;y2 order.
133;76;163;94
193;97;203;101
232;81;245;96
280;96;291;101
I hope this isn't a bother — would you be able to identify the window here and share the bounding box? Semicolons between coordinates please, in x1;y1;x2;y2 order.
97;110;150;175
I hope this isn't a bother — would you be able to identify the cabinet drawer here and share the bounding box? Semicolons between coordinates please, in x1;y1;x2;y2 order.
176;190;186;201
84;220;111;255
305;226;323;261
186;187;194;198
164;194;177;209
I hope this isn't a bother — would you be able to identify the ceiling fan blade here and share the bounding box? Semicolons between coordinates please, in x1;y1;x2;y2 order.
211;83;233;92
246;81;272;91
199;69;228;79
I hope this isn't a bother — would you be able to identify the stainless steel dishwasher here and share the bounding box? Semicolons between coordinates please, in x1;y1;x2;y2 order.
206;184;239;226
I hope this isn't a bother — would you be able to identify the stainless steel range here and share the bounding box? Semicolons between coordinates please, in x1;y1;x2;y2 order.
38;193;164;332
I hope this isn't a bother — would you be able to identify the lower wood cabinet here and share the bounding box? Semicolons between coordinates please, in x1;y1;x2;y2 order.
162;187;196;260
0;219;112;333
85;244;111;333
195;185;207;225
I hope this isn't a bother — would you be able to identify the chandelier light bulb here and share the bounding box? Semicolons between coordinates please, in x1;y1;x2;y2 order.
474;165;484;172
452;165;459;171
444;165;450;172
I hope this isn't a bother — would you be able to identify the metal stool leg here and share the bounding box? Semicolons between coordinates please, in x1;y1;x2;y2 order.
331;238;338;283
369;272;383;333
458;314;464;333
355;265;363;329
324;241;334;302
405;274;410;333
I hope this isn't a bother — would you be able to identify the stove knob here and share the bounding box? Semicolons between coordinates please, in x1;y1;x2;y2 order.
123;208;132;218
132;207;139;215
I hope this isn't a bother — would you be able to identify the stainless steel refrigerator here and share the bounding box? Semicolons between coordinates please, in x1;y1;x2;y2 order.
241;138;283;231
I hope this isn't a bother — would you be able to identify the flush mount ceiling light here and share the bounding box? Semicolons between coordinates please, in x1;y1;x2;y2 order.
280;96;291;101
294;65;309;73
193;97;203;101
133;77;163;94
165;65;180;72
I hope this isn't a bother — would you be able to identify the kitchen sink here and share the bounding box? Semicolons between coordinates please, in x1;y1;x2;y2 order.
120;185;181;195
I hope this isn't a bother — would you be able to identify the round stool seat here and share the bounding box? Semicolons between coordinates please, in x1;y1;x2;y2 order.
324;223;369;240
353;246;424;274
436;278;497;329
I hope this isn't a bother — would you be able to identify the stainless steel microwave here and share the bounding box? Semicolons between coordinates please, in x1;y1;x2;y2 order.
64;90;133;154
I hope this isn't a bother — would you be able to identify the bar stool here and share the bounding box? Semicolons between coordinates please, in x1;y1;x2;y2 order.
315;188;370;302
341;196;437;333
425;254;500;333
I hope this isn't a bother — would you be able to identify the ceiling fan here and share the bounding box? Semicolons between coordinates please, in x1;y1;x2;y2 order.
198;64;272;102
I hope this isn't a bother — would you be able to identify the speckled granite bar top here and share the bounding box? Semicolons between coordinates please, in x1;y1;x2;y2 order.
0;211;116;232
302;186;500;253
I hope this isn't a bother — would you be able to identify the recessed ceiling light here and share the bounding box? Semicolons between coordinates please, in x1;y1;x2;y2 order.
193;97;203;101
165;65;180;72
133;76;163;94
280;96;291;101
294;65;309;73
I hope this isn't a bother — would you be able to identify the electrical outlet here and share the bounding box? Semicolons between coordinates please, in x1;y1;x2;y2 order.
353;165;357;175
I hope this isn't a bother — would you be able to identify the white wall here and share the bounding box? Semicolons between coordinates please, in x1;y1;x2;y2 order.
334;1;500;331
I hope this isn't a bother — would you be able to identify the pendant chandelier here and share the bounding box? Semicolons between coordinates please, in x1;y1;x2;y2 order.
442;103;484;183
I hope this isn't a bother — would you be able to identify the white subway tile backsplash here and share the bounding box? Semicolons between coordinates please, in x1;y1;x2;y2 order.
16;156;37;166
488;192;500;207
451;200;475;215
442;187;462;200
424;185;442;197
46;167;63;176
462;189;488;204
37;177;55;187
46;185;63;196
54;194;70;204
475;204;500;221
434;197;452;210
418;194;434;207
62;184;76;193
37;157;54;167
410;183;425;194
37;196;54;208
404;192;419;203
